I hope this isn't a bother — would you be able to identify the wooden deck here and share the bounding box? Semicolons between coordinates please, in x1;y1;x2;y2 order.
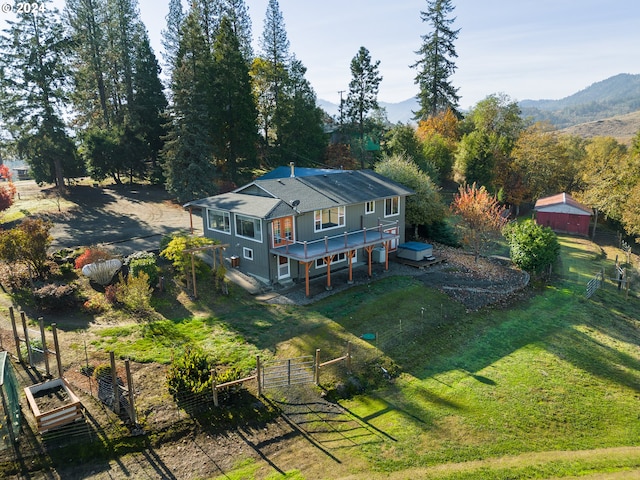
393;255;445;269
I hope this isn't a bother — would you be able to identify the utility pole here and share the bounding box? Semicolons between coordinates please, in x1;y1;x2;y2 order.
337;90;345;130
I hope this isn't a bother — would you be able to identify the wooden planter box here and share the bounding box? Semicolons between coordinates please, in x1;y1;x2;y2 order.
24;378;83;433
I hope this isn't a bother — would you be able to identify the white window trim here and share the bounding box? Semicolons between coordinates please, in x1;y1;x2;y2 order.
243;247;254;260
207;209;231;234
365;200;375;215
314;206;346;232
315;250;357;269
384;196;400;218
235;214;263;243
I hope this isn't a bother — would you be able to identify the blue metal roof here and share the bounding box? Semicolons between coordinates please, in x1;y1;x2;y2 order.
257;166;343;179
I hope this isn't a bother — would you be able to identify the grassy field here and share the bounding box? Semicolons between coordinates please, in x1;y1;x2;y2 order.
89;233;640;479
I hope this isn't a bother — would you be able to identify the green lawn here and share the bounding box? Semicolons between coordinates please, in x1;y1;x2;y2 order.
95;235;640;478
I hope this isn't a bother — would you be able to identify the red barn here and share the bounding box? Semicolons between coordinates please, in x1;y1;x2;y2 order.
534;193;592;236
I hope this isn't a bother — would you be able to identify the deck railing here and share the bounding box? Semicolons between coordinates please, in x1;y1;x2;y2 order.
272;219;399;259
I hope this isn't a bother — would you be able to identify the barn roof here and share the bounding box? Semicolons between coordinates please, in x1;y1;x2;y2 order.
534;193;592;215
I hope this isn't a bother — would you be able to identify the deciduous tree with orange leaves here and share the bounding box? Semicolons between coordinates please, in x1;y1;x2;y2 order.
0;164;17;212
450;183;507;261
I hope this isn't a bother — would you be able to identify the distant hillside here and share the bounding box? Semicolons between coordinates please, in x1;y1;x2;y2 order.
318;97;419;125
560;110;640;145
318;73;640;130
520;73;640;128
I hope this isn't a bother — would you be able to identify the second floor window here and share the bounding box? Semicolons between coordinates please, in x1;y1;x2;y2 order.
365;201;375;214
236;214;262;242
207;209;230;233
385;197;400;217
314;206;345;231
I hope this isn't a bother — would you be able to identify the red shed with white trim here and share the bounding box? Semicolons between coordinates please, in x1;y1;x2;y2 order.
534;193;592;236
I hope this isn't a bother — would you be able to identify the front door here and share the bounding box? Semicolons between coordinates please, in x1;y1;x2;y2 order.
278;255;290;279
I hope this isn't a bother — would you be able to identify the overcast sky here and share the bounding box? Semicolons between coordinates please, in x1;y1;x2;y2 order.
5;0;640;109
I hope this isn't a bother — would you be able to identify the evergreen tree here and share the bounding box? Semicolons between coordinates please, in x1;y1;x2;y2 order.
65;0;112;127
66;0;166;183
160;0;185;81
224;0;253;63
413;0;461;120
0;1;77;191
161;10;217;203
345;46;382;167
211;16;257;184
258;0;290;149
131;31;168;181
276;58;326;166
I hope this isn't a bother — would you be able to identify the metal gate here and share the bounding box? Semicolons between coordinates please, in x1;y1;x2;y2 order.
261;355;315;390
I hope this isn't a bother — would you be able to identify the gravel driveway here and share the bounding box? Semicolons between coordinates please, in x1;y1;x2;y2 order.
15;180;202;256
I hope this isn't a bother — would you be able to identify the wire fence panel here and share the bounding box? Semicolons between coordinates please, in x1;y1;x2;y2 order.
261;356;315;389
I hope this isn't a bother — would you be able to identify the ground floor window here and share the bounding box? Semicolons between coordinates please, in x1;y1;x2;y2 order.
315;250;357;269
243;247;253;260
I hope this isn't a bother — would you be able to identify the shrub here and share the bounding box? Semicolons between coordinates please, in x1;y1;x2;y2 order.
503;219;560;275
114;271;153;315
32;283;78;311
93;364;113;382
0;218;53;279
160;234;215;274
104;284;118;304
82;293;108;314
74;247;113;270
127;253;158;287
166;346;213;405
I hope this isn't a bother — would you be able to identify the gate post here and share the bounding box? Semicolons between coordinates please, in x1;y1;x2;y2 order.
211;369;219;407
38;317;50;377
314;349;321;385
20;311;32;366
256;355;262;397
51;323;63;378
125;359;136;424
9;307;22;362
287;359;292;385
110;351;120;414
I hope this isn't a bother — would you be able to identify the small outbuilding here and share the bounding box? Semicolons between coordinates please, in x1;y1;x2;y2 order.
534;193;592;236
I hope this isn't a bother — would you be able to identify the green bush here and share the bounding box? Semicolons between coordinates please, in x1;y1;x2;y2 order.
127;253;158;288
160;234;215;275
166;346;213;405
114;272;153;315
503;219;560;275
93;363;113;382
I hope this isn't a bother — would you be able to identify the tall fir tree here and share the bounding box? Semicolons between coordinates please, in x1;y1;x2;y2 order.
0;0;80;191
211;16;258;185
345;46;382;168
277;58;326;167
160;0;185;83
413;0;461;120
130;30;168;181
224;0;254;63
161;10;217;203
66;0;166;183
258;0;290;150
65;0;112;127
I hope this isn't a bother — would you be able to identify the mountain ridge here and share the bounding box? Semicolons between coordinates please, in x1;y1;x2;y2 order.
319;73;640;131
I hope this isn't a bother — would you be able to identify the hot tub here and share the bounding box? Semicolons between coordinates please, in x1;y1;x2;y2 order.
397;242;433;261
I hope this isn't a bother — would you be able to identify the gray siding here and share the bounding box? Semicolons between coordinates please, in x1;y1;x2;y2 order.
202;208;271;281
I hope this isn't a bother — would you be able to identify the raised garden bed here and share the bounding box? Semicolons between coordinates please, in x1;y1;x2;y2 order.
24;378;84;433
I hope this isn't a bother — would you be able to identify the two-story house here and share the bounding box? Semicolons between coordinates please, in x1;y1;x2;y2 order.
185;165;413;295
